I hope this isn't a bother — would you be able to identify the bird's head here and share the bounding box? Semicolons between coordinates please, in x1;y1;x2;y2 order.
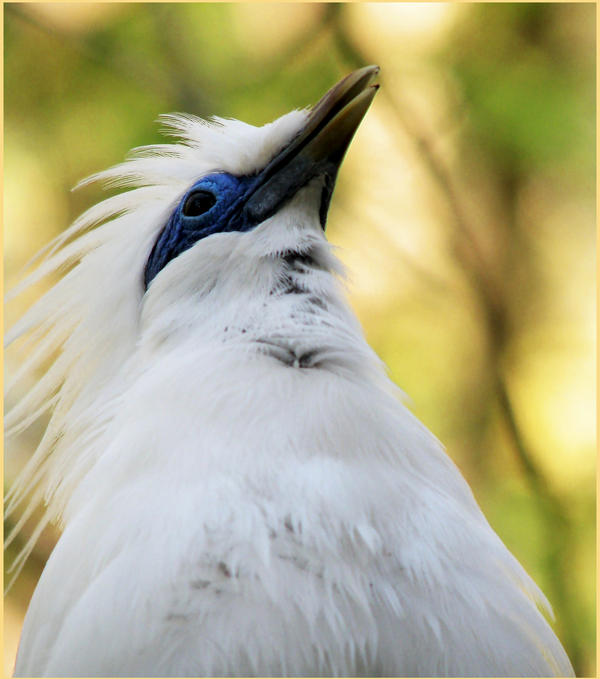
137;66;379;344
144;65;378;290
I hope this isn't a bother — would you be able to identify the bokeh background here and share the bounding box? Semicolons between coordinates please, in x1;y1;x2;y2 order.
4;3;595;676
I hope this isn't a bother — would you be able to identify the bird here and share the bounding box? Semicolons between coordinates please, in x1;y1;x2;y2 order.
5;65;573;677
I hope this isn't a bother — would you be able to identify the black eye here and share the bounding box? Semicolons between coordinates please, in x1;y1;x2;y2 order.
182;190;216;217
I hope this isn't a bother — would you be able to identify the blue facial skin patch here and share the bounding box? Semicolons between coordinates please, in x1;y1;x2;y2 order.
144;173;259;289
144;156;333;291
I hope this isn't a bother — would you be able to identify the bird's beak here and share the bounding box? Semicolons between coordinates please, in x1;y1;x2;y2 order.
243;65;380;229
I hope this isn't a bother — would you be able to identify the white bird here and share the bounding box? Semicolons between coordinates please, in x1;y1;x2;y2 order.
6;66;573;678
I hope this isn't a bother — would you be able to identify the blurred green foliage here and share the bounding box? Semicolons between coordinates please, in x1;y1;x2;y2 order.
4;3;595;676
450;4;594;172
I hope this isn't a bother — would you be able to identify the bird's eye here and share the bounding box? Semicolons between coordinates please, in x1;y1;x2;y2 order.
182;190;217;217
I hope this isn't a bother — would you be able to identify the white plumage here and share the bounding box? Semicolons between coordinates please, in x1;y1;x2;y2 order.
6;67;573;677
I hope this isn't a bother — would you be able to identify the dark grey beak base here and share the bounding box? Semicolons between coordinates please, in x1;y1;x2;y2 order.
244;66;380;229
